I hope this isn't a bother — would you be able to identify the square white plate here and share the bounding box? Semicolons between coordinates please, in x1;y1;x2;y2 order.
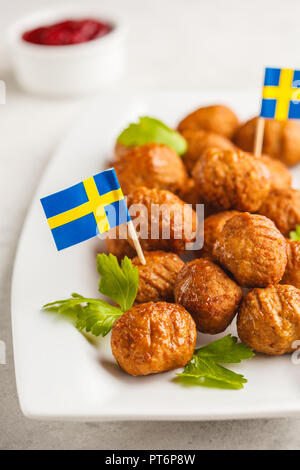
12;92;300;421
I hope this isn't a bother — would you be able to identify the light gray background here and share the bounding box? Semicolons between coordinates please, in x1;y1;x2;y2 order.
1;0;300;450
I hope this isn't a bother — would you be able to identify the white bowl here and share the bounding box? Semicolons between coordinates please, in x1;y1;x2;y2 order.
8;6;126;96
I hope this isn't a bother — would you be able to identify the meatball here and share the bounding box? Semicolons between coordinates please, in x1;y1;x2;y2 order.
237;285;300;355
192;148;271;212
174;258;242;334
114;143;188;195
132;251;184;303
178;104;239;139
281;239;300;289
200;211;239;256
260;155;292;190
178;177;203;207
181;128;236;173
234;117;300;166
258;188;300;236
178;178;216;217
213;213;287;287
127;186;197;254
114;141;131;160
105;226;136;260
105;237;136;261
111;301;196;376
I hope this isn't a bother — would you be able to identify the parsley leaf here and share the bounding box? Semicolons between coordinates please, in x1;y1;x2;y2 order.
117;116;187;155
176;335;254;390
195;334;254;363
43;293;122;337
43;255;138;338
178;357;247;390
290;225;300;241
97;254;139;312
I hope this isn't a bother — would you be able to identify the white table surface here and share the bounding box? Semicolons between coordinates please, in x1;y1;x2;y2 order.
0;0;300;450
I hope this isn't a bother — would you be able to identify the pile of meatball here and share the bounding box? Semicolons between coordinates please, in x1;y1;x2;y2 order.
107;104;300;377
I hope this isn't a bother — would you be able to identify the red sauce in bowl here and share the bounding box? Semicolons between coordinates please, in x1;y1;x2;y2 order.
22;19;112;46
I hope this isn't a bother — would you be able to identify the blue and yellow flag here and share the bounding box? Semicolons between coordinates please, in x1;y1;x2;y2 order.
260;67;300;121
41;169;130;251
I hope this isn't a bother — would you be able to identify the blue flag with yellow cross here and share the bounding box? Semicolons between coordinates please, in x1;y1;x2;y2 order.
260;67;300;121
40;168;130;251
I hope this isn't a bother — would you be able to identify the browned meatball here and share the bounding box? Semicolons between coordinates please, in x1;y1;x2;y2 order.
234;117;300;166
174;258;242;334
114;143;188;195
132;251;184;303
200;211;239;256
237;285;300;355
178;177;202;207
127;186;197;254
105;237;136;261
258;188;300;236
281;239;300;289
114;141;131;160
178;178;216;217
213;213;287;287
260;155;292;190
192;148;271;212
105;226;136;260
178;105;239;139
181;128;236;173
111;301;196;376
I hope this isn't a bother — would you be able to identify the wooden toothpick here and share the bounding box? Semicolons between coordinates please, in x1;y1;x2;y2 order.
127;220;146;265
253;116;265;157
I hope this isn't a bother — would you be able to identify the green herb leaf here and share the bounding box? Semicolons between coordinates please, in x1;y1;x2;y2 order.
194;334;254;363
289;225;300;241
176;335;254;390
97;254;139;312
43;293;122;337
177;357;247;390
43;256;138;338
117;116;187;155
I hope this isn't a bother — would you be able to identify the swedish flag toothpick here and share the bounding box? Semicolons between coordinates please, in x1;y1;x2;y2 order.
254;67;300;157
260;67;300;121
40;168;145;264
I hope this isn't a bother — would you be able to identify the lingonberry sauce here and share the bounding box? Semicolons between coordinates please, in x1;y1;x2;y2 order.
22;19;112;46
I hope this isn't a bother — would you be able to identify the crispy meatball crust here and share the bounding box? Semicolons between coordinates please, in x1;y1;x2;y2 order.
132;251;184;303
114;143;188;195
281;240;300;289
260;155;292;190
234;117;300;166
127;186;197;254
174;258;242;334
213;213;287;288
178;177;203;207
105;226;136;260
181;128;236;173
237;285;300;355
111;301;197;376
258;188;300;236
192;148;271;212
178;105;239;139
178;179;216;217
200;211;239;256
114;141;131;160
105;237;136;261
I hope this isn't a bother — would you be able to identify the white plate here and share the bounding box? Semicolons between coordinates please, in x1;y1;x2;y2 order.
12;92;300;421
